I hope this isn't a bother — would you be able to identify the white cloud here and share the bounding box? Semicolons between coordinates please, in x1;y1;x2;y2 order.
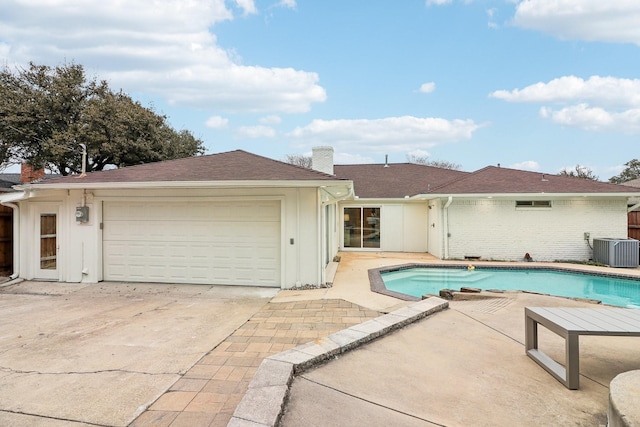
259;115;282;125
418;82;436;93
235;125;277;138
288;116;480;155
334;153;376;165
509;161;540;171
426;0;452;5
540;104;640;132
234;0;257;15
513;1;640;45
205;116;229;129
487;7;499;28
492;75;640;133
490;76;640;108
0;0;326;114
408;149;431;158
277;0;297;9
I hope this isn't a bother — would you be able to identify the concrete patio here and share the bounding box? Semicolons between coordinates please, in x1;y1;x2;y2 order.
0;252;638;426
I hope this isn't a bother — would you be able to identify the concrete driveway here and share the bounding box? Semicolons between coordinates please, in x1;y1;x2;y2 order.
0;280;278;427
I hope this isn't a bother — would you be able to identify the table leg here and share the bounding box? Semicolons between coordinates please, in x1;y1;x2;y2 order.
565;333;580;390
525;312;538;351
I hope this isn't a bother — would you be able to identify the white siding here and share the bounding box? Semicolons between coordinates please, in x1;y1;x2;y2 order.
340;202;428;252
18;187;323;288
381;205;403;251
446;198;628;261
403;204;428;252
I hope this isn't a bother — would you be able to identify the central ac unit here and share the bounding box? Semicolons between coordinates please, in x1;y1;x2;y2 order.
592;238;639;268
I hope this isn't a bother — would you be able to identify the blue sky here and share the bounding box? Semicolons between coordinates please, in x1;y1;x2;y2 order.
2;1;640;180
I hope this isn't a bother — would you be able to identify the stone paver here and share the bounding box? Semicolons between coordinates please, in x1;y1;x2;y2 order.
130;299;380;426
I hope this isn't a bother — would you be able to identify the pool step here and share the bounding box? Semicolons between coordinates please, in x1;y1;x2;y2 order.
383;269;492;287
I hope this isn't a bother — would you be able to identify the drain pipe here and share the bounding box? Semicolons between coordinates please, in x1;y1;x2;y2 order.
443;196;453;260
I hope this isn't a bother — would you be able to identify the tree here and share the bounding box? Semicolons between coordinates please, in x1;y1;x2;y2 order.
0;62;204;175
284;154;312;168
559;164;599;181
406;154;461;170
609;159;640;184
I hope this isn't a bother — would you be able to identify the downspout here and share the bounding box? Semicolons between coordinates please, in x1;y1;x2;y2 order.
295;188;301;287
2;202;20;279
318;187;354;285
443;196;453;260
318;189;325;286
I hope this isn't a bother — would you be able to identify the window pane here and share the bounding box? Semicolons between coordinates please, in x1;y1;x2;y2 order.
343;208;361;248
363;208;380;248
40;214;57;270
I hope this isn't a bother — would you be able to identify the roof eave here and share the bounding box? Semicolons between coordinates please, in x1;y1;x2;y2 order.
17;179;352;191
416;192;640;198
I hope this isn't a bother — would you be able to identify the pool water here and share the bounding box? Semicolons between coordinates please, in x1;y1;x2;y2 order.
381;267;640;309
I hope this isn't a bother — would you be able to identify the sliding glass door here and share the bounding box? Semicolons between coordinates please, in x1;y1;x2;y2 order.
343;207;380;249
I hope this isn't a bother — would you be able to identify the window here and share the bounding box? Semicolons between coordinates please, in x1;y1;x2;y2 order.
343;207;380;249
40;213;57;269
516;201;551;208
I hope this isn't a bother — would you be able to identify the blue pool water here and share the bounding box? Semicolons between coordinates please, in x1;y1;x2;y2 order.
381;267;640;309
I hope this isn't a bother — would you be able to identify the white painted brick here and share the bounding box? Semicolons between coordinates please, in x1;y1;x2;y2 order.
446;198;628;262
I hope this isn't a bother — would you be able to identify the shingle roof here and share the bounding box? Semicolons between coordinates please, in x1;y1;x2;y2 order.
36;150;343;185
427;166;637;194
0;174;21;190
621;178;640;188
334;163;469;198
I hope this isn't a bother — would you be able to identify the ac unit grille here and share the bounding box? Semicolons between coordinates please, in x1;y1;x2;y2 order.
592;238;639;268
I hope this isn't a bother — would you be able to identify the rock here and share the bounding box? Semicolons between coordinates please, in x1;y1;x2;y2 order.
439;289;455;299
460;287;481;293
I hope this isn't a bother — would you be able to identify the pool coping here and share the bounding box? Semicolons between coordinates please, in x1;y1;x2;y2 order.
369;262;640;302
227;296;449;427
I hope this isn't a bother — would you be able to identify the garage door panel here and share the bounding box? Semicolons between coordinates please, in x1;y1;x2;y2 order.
103;201;281;286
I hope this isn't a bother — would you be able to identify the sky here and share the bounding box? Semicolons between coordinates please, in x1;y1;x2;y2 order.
2;0;640;180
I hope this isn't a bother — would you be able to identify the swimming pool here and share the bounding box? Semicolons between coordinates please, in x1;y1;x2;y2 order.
379;266;640;309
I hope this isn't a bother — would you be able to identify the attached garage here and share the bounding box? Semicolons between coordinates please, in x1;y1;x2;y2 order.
102;200;281;287
6;150;352;288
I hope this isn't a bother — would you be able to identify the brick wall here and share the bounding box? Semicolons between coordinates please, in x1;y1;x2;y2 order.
446;198;628;262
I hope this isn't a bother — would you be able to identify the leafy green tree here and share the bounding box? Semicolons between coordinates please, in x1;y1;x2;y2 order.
559;164;599;181
407;154;461;170
0;62;204;175
609;159;640;184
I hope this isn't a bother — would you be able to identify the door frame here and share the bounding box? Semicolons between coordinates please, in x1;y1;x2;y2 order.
33;203;60;281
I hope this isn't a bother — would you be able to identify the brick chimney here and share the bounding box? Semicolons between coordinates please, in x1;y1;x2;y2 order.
21;163;45;183
311;146;334;175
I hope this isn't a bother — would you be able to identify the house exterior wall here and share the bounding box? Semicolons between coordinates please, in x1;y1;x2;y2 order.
445;197;629;262
427;199;443;259
339;201;428;252
16;186;322;288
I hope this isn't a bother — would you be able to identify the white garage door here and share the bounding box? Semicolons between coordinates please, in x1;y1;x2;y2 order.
103;200;281;287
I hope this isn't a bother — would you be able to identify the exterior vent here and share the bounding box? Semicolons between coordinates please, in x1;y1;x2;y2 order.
592;238;639;268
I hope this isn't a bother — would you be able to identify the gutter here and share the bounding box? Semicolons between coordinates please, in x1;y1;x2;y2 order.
321;185;354;207
414;192;640;199
443;196;453;260
17;179;351;191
